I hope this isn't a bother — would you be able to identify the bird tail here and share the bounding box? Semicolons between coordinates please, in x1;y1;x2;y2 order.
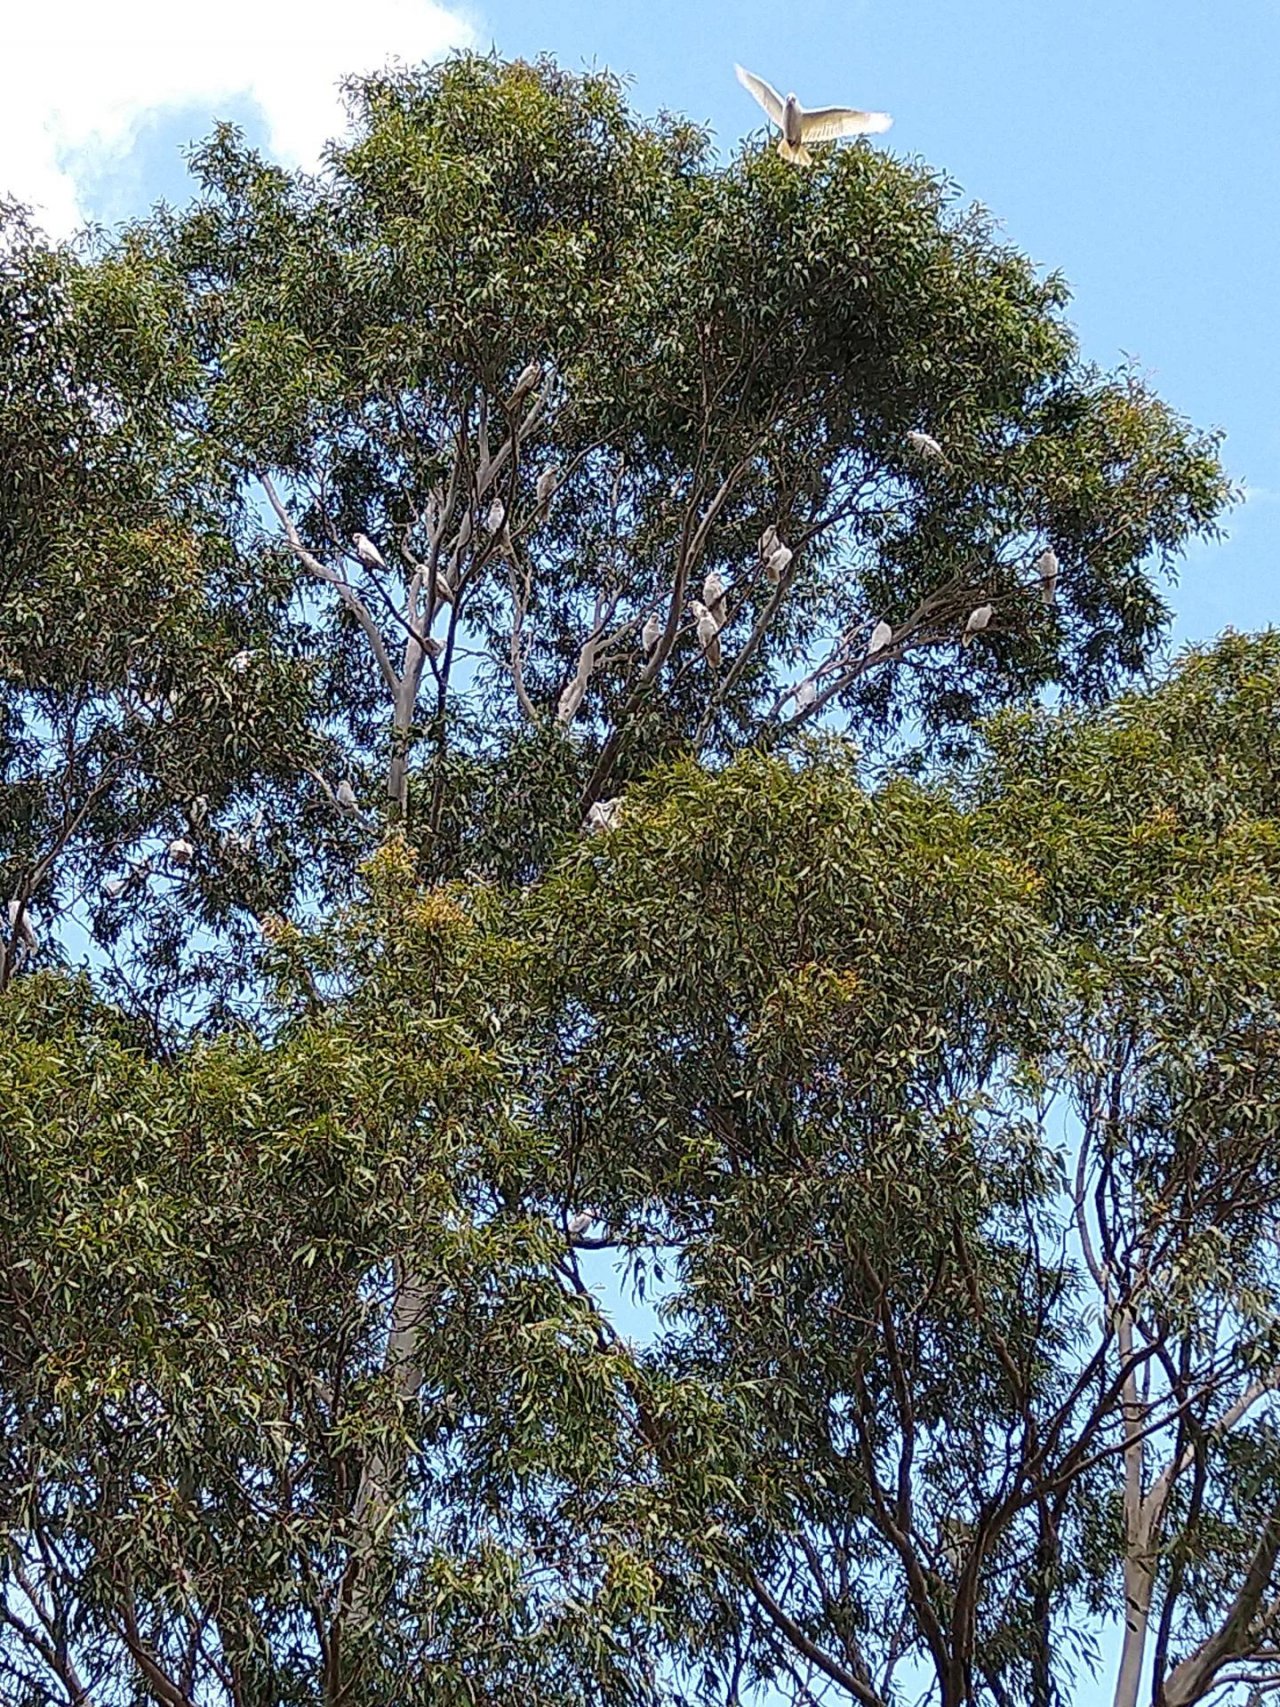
1039;583;1056;607
961;632;975;649
707;636;722;667
777;139;815;167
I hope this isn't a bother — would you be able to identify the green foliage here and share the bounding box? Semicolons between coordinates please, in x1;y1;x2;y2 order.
0;46;1268;1707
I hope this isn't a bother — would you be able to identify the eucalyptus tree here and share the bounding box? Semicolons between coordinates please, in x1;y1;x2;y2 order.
509;635;1280;1707
0;45;1255;1707
2;52;1224;1017
6;638;1280;1707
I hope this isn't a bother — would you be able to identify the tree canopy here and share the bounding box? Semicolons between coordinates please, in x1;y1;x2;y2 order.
2;49;1272;1707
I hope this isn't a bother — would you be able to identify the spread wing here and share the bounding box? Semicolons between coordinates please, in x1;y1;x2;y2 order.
800;105;893;141
735;64;785;127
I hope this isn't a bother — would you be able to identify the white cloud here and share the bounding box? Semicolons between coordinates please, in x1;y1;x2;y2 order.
3;0;477;237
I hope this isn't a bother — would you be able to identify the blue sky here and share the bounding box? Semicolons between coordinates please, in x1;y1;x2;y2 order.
9;0;1273;653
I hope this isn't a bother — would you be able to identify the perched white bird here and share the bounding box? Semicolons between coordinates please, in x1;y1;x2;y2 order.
758;524;781;563
867;619;894;657
906;430;945;461
567;1210;594;1240
642;612;663;656
189;795;208;826
584;798;622;834
167;837;195;866
535;464;560;521
6;898;35;952
510;360;541;404
940;1516;972;1575
353;532;386;569
767;544;793;583
230;649;256;673
962;603;994;648
336;778;358;810
485;498;506;536
1036;547;1059;606
735;65;891;167
690;600;722;666
703;570;728;627
430;565;456;606
794;678;819;712
557;679;586;724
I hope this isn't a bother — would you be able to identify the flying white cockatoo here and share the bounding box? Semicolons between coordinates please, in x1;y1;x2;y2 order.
867;619;893;657
735;65;892;167
962;603;994;648
353;532;386;569
167;837;195;866
703;570;728;627
336;778;358;810
1036;547;1059;606
905;430;945;460
642;612;662;656
767;544;793;584
690;600;722;666
584;798;622;834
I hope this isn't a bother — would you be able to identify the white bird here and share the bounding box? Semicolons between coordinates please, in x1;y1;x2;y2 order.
703;571;728;627
353;532;386;569
485;498;506;536
335;779;358;810
167;837;195;866
430;565;456;606
1036;547;1059;606
557;678;586;724
867;619;893;657
584;798;622;834
735;65;892;168
794;678;819;712
104;878;126;900
642;612;662;655
230;649;255;673
189;795;208;826
6;898;35;953
690;600;722;667
758;524;780;563
510;360;542;404
962;603;994;648
767;544;793;583
567;1210;594;1239
535;464;560;522
906;430;945;461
